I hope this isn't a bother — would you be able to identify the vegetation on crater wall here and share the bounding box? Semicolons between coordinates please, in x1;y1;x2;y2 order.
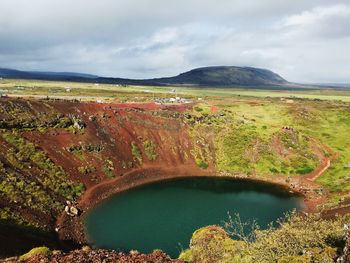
131;142;143;164
180;213;348;262
186;102;320;176
0;129;84;229
2;131;84;200
0;100;84;132
19;246;51;261
102;159;115;178
143;139;158;161
78;165;96;175
290;106;350;193
0;208;40;229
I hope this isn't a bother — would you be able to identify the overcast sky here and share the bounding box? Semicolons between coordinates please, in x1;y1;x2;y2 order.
0;0;349;83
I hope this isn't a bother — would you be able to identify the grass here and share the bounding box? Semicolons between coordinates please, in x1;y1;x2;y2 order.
190;98;350;196
2;78;350;102
187;100;320;176
290;106;350;193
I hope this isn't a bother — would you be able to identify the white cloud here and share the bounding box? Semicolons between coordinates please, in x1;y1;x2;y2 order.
283;4;350;27
0;0;349;83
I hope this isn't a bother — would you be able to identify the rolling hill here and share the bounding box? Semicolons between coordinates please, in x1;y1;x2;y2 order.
0;66;288;87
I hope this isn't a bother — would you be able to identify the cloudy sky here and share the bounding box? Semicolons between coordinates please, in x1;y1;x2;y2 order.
0;0;349;83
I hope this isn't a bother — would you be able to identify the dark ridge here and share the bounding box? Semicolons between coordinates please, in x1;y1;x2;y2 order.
1;66;347;89
0;66;286;87
0;68;98;82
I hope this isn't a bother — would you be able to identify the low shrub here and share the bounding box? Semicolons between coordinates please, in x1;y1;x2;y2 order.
195;159;209;169
181;213;348;262
143;140;157;161
131;142;142;164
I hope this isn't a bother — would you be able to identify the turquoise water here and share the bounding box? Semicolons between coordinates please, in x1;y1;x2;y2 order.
85;177;303;257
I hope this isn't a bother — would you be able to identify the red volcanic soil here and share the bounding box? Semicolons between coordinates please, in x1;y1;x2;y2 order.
16;100;215;243
1;98;340;248
22;101;199;188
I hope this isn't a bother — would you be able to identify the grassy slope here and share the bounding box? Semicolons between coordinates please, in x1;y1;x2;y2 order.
185;98;350;206
188;101;320;176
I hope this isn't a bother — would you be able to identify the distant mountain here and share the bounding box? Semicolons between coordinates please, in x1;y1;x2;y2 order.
314;83;350;88
0;66;287;87
1;66;346;89
151;66;287;86
0;68;98;81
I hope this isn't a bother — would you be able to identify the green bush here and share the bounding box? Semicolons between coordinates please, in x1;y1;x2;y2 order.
181;213;347;263
131;142;142;164
102;159;115;178
143;140;157;161
194;106;203;112
179;225;252;263
195;159;209;169
78;166;95;175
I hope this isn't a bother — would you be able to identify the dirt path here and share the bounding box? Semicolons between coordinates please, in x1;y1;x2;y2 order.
305;157;331;181
302;136;339;182
321;205;350;219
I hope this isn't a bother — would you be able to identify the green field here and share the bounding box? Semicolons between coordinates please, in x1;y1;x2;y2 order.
2;78;350;102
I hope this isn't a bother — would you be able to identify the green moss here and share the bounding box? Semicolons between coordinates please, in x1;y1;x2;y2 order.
178;249;193;262
19;246;51;261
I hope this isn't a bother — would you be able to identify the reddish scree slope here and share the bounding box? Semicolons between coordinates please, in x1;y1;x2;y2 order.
22;101;207;190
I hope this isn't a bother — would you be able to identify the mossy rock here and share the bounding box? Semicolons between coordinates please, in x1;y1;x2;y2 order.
185;226;248;263
178;249;193;262
19;246;51;261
